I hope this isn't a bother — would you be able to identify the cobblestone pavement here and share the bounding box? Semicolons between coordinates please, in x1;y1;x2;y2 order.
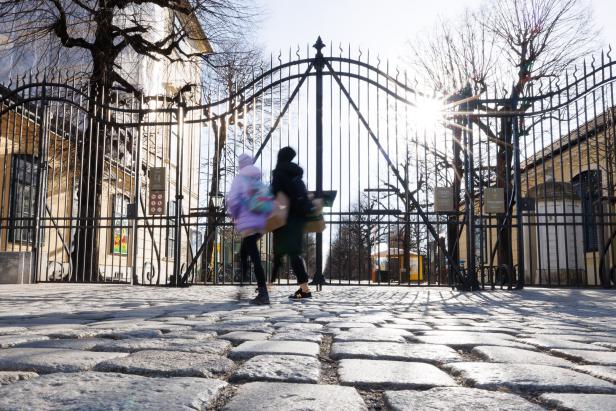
0;285;615;410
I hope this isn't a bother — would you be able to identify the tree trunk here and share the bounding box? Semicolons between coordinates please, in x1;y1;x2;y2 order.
495;116;514;279
69;70;111;282
69;5;117;282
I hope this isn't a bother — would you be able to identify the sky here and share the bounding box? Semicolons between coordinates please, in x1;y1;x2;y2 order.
254;0;616;63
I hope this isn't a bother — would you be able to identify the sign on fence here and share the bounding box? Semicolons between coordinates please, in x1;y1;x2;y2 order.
148;167;166;215
484;188;505;214
434;187;454;213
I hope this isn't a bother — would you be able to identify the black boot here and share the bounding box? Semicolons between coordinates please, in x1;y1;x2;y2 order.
250;286;270;305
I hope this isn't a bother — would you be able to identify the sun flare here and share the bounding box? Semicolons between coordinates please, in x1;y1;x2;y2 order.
413;97;445;133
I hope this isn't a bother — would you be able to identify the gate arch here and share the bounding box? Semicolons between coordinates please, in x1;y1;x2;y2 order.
183;36;473;289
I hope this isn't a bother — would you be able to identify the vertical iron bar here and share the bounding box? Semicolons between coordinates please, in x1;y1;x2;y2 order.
313;36;325;288
132;98;143;285
173;99;185;283
31;81;49;283
513;110;525;289
465;107;477;289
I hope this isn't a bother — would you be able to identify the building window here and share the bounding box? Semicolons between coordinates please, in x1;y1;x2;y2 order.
111;194;129;255
572;170;601;253
166;200;176;258
9;155;39;244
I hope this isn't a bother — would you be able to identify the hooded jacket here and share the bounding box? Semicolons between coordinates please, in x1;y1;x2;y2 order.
227;164;268;234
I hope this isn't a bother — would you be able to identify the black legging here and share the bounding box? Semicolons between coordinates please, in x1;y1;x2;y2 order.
240;234;266;287
271;252;309;285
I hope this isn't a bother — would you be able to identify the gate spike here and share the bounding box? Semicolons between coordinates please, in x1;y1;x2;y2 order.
607;45;612;61
590;54;595;71
590;54;596;71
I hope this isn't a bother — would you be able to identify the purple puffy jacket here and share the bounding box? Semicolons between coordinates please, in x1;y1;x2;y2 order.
226;165;268;234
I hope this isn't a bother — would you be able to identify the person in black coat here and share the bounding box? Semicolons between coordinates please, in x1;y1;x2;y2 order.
270;146;315;299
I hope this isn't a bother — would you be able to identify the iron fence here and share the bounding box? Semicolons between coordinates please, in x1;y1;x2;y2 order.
0;39;615;289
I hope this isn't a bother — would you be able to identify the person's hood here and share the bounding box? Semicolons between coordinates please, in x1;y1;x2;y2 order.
239;164;261;178
275;161;303;178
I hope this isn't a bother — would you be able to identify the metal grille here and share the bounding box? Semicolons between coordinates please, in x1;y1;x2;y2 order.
1;40;615;289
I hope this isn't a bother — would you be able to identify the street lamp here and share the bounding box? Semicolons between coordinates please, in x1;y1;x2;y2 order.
211;191;225;210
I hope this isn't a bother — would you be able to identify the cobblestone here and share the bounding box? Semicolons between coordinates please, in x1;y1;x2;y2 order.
446;362;616;393
95;350;235;378
333;328;411;342
575;365;616;383
539;393;616;411
219;331;271;343
472;345;574;367
270;331;324;343
551;348;616;365
0;348;127;373
0;372;227;410
338;359;456;389
231;354;320;383
91;337;231;354
1;284;616;409
331;341;462;363
222;382;367;411
230;340;320;359
384;387;544;410
0;371;38;385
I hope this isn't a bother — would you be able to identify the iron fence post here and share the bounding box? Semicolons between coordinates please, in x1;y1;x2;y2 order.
131;98;143;285
173;99;185;284
31;81;49;283
313;36;325;288
464;111;478;290
513;113;525;289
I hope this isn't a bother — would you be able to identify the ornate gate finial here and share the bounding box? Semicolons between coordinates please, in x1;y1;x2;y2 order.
313;36;325;56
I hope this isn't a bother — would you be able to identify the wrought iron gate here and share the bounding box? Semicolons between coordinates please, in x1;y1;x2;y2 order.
1;38;615;289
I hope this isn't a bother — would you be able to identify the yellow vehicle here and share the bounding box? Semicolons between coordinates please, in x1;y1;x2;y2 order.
371;247;424;283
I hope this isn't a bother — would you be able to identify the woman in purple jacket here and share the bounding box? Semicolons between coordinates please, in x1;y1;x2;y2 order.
227;154;269;305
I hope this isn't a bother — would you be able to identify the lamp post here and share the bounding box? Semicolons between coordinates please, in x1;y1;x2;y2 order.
210;192;224;284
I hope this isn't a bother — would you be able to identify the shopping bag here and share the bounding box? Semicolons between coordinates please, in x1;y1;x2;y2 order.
264;192;289;232
304;199;326;233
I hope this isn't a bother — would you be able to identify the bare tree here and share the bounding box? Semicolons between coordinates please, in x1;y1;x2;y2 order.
0;0;252;281
409;0;597;275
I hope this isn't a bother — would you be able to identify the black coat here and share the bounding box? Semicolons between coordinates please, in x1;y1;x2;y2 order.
271;162;313;255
